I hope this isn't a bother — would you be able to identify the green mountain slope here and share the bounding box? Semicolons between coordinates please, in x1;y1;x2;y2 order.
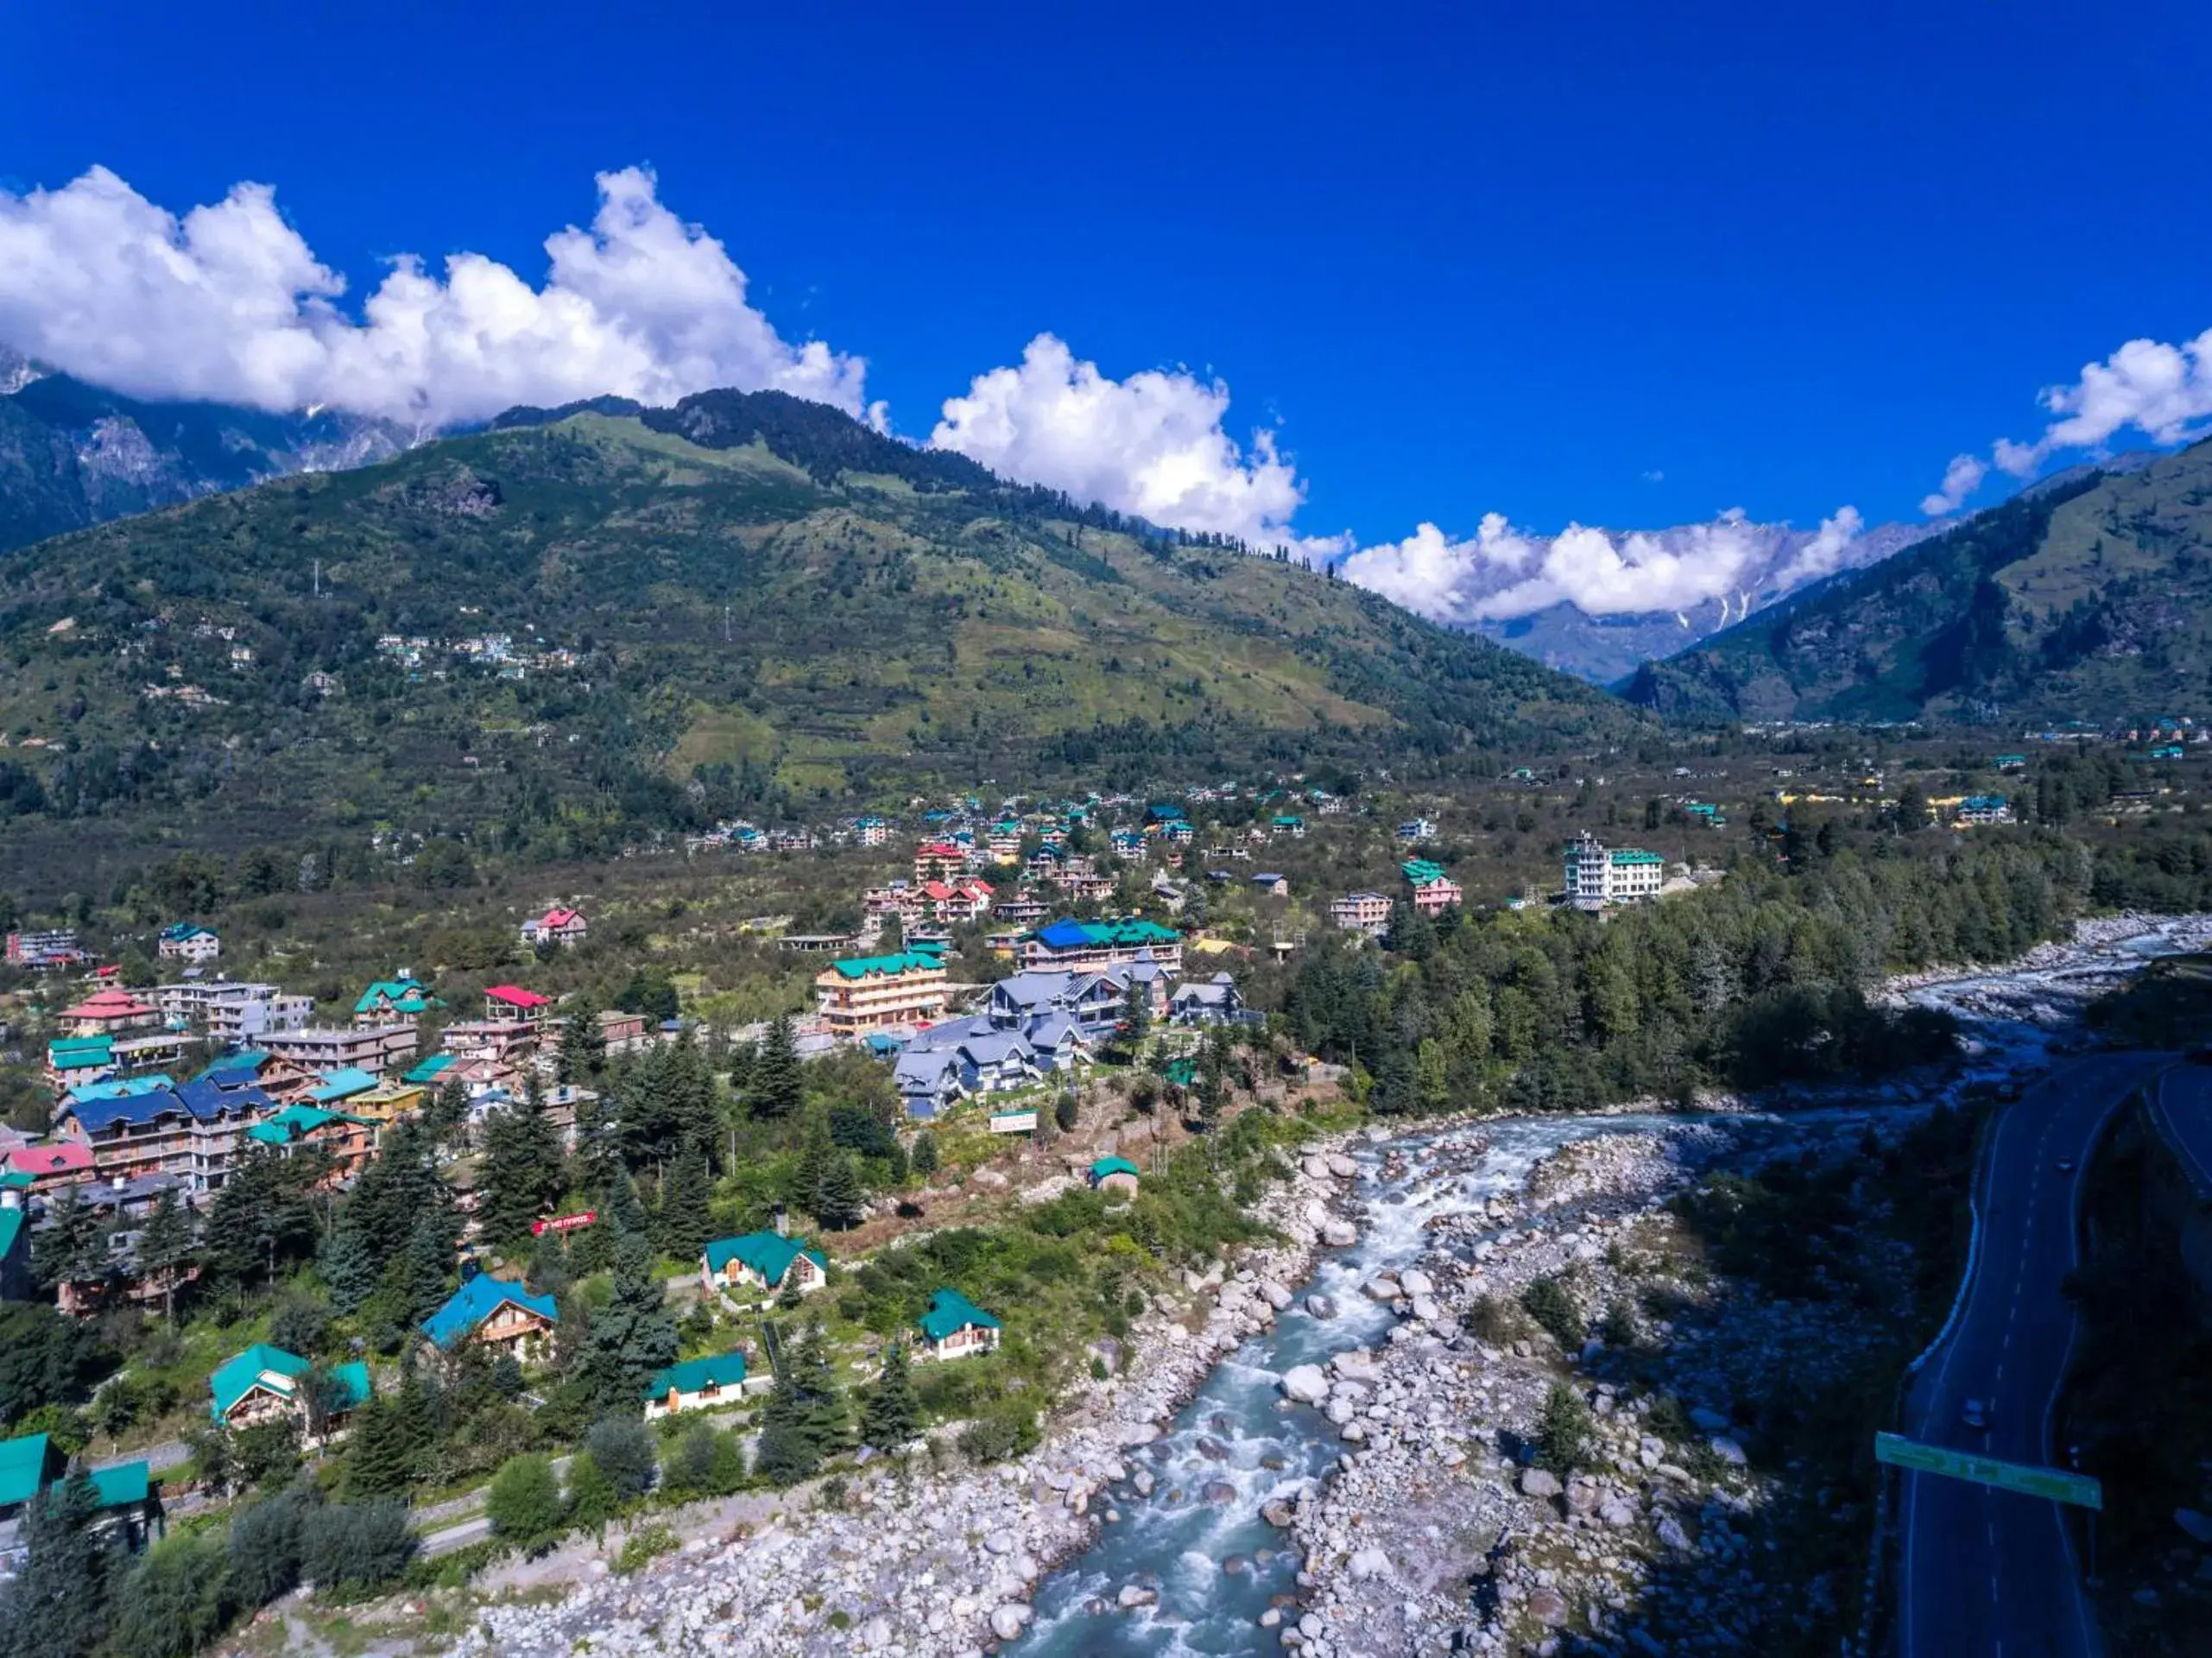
0;392;1630;879
1625;439;2212;725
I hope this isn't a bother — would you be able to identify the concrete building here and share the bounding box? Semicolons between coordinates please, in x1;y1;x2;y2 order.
813;950;951;1037
1564;832;1665;909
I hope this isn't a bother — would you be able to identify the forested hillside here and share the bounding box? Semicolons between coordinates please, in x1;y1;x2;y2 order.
1627;440;2212;725
0;391;1633;886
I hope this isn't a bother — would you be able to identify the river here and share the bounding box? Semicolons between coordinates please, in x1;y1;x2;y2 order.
1013;1112;1678;1656
1011;915;2212;1656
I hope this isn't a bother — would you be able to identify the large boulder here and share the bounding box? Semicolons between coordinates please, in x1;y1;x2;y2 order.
1305;1293;1339;1319
989;1604;1033;1641
1526;1587;1571;1628
1322;1219;1359;1248
1709;1436;1747;1467
1117;1584;1159;1609
1398;1267;1435;1297
1330;1353;1382;1385
1520;1468;1563;1498
1280;1364;1330;1404
1327;1153;1359;1179
1346;1545;1393;1581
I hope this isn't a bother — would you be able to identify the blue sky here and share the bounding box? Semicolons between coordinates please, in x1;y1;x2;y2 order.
3;1;2207;616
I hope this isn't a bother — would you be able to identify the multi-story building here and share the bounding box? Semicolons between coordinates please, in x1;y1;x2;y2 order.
483;984;553;1025
155;980;313;1041
815;950;951;1037
352;978;439;1028
1402;860;1463;916
5;929;84;969
1017;918;1183;977
1563;832;1665;909
155;924;219;964
59;989;161;1039
519;907;589;948
51;1077;277;1192
913;841;966;884
260;1023;420;1077
1329;891;1394;937
1956;794;2013;826
440;1019;541;1065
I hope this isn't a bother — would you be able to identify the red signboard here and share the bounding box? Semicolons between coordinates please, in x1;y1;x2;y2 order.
531;1210;597;1236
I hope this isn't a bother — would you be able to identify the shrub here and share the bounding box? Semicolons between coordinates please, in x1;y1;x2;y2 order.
1520;1275;1586;1350
955;1405;1039;1465
1467;1294;1523;1345
485;1453;564;1550
300;1499;418;1597
227;1484;318;1607
613;1523;679;1575
661;1419;742;1498
585;1414;658;1501
565;1450;616;1535
1601;1299;1640;1349
1535;1382;1596;1474
1644;1394;1696;1443
108;1531;236;1658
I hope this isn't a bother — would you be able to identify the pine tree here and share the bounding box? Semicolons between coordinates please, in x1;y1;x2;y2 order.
477;1082;565;1245
909;1130;939;1178
558;992;606;1084
861;1340;920;1452
3;1466;114;1658
578;1231;678;1414
654;1146;713;1262
33;1187;110;1295
400;1212;455;1326
132;1187;197;1324
750;1015;803;1120
789;1322;850;1458
793;1111;836;1216
812;1150;866;1231
320;1215;379;1317
344;1397;417;1497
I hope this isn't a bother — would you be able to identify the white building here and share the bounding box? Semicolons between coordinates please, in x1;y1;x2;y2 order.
1564;832;1665;909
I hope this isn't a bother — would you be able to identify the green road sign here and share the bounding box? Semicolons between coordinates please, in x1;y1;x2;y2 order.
1875;1432;2103;1509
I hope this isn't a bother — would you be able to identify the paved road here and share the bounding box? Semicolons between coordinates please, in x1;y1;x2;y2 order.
2143;1063;2212;1200
1899;1051;2169;1658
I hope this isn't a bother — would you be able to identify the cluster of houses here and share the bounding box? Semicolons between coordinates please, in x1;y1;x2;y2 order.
374;632;583;680
1;944;673;1320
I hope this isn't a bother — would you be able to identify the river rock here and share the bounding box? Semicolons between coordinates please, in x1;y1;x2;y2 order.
1118;1584;1159;1609
984;1530;1015;1555
1520;1469;1563;1498
1261;1279;1294;1310
1346;1545;1392;1581
1261;1498;1298;1528
1302;1155;1334;1180
1363;1275;1402;1302
1322;1219;1359;1248
1655;1514;1693;1552
1709;1436;1747;1467
859;1615;891;1649
1280;1364;1330;1404
1398;1266;1435;1296
990;1604;1033;1640
1305;1294;1338;1319
1527;1587;1571;1628
1599;1498;1638;1528
1410;1294;1439;1323
1131;1468;1154;1497
1327;1153;1359;1179
1204;1481;1237;1504
1330;1353;1381;1385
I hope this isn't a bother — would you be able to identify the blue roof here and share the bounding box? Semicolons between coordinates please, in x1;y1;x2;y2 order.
422;1273;559;1350
65;1075;175;1105
196;1050;269;1082
307;1066;379;1102
1034;919;1096;949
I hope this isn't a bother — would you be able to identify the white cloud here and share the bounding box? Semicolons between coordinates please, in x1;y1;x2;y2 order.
0;165;866;427
1992;327;2212;478
1337;506;1855;622
1771;505;1865;586
1918;452;1987;517
1640;469;1665;484
928;334;1306;545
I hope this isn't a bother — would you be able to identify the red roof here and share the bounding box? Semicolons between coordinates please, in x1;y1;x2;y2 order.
60;988;155;1021
484;984;553;1009
9;1142;95;1177
537;908;582;928
915;841;962;857
921;880;955;902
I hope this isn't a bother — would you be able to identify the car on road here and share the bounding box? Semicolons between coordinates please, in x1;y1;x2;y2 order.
1961;1398;1991;1432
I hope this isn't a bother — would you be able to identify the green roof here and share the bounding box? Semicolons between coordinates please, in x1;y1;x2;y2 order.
246;1104;369;1147
1608;849;1664;865
828;950;945;980
1090;1155;1141;1181
917;1288;1001;1342
0;1433;58;1508
1401;858;1447;884
702;1231;825;1287
307;1067;379;1102
643;1350;749;1400
354;978;438;1016
402;1054;458;1085
0;1208;25;1262
88;1462;149;1508
209;1343;312;1418
47;1036;113;1070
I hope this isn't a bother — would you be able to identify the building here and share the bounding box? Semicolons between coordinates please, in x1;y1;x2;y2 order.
1170;972;1243;1026
813;950;951;1037
155;924;219;964
0;1433;159;1565
1249;872;1290;898
3;1141;97;1195
701;1231;829;1304
422;1272;559;1363
1563;832;1665;909
1956;794;2014;826
155;980;313;1041
6;929;85;970
352;978;439;1028
642;1351;755;1421
260;1023;420;1077
1396;817;1438;844
916;1288;1002;1359
246;1104;378;1184
439;1020;541;1065
483;984;554;1024
913;841;966;883
520;907;589;948
0;1202;29;1300
1089;1155;1141;1195
1402;859;1464;916
208;1344;371;1437
59;989;161;1038
1329;892;1394;938
52;1078;275;1192
1018;918;1182;976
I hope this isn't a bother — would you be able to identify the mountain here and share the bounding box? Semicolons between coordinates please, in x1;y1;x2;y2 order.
0;389;1634;889
1455;518;1943;682
0;365;414;553
1624;440;2212;725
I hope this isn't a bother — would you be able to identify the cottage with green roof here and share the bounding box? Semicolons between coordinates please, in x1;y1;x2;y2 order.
0;1433;159;1550
1089;1155;1141;1195
642;1350;753;1419
701;1231;829;1305
352;978;439;1028
916;1288;1002;1359
812;949;951;1036
209;1344;372;1437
